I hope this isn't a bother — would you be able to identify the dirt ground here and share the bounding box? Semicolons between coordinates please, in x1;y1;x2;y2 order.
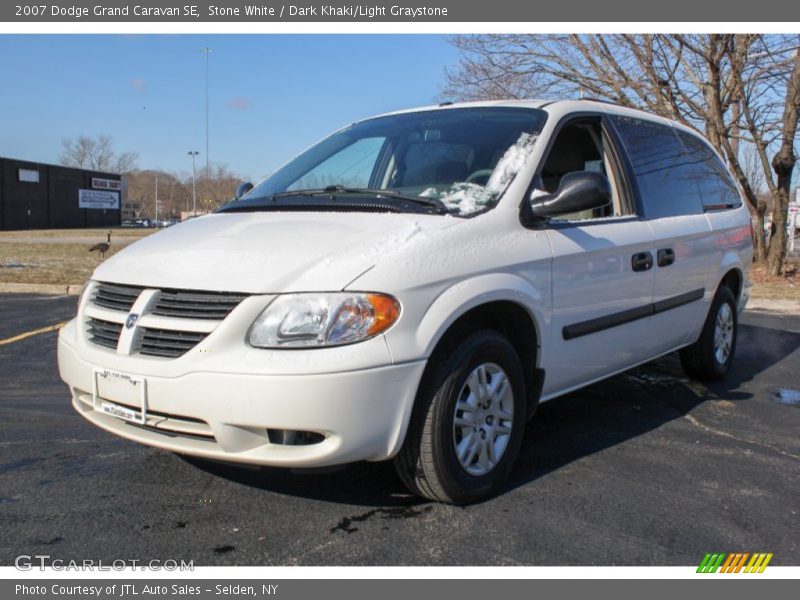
0;229;153;285
748;262;800;301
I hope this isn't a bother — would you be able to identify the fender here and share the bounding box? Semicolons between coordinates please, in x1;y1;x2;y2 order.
418;273;547;358
383;273;550;366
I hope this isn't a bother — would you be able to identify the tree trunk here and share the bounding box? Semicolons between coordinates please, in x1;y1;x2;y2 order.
754;209;768;262
766;47;800;276
767;187;791;275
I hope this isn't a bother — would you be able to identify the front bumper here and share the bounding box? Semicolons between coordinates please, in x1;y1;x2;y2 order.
58;325;426;467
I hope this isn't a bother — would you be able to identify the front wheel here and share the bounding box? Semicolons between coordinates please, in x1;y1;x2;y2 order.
394;330;526;504
679;285;738;381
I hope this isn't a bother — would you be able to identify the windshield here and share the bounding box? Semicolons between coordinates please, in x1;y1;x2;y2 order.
241;107;547;216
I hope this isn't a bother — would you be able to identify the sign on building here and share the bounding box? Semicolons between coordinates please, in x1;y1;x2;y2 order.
18;168;40;183
92;177;121;191
79;189;120;209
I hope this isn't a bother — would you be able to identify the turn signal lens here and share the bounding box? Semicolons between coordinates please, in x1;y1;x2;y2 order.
366;293;400;336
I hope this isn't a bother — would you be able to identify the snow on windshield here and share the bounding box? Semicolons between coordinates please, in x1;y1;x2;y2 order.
420;133;538;215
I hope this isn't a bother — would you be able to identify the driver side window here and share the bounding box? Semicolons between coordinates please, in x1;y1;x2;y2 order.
540;118;627;221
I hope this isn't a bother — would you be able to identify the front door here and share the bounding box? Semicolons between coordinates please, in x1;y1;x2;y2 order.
534;116;657;396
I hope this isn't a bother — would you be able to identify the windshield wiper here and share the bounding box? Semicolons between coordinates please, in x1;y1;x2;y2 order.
270;185;450;214
216;185;450;216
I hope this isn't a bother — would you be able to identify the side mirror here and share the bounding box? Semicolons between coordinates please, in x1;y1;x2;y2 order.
529;171;611;218
236;181;254;200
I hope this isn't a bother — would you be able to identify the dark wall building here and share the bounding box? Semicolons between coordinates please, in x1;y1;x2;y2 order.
0;157;122;230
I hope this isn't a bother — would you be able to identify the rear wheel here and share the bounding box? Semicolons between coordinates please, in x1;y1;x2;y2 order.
679;285;738;381
394;330;526;504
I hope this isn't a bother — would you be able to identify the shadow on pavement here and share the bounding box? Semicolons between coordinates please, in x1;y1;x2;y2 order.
181;321;800;506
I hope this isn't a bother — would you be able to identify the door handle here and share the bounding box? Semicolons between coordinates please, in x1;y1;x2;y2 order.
657;248;675;267
631;251;653;272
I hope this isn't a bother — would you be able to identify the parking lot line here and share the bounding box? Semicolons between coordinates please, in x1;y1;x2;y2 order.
0;322;66;347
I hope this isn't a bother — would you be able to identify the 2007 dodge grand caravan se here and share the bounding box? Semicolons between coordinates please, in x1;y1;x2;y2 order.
58;100;753;503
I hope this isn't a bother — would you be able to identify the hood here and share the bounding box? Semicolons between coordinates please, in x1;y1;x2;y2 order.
92;211;462;293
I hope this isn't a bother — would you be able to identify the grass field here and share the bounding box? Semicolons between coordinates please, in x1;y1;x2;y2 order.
0;229;153;285
0;228;153;239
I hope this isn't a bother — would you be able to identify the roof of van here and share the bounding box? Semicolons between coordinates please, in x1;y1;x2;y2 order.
369;98;700;138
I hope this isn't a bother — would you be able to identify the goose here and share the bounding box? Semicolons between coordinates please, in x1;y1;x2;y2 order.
89;231;112;258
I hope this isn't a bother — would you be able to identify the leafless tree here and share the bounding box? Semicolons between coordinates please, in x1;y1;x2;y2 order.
195;163;242;210
59;134;139;174
444;34;800;274
125;170;189;219
124;164;243;219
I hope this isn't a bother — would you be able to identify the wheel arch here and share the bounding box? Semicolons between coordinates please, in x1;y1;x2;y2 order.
414;274;547;420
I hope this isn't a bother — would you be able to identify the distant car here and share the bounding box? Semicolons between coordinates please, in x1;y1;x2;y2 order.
58;99;753;504
120;219;136;228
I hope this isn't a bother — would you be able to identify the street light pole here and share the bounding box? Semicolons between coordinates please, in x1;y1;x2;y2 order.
155;173;159;223
203;47;211;177
188;151;199;216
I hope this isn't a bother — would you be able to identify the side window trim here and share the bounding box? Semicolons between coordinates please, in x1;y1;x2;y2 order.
601;116;641;218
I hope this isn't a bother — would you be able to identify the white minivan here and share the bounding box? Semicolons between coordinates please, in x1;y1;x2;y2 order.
58;100;753;503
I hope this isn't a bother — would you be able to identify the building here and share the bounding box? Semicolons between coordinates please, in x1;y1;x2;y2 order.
0;156;122;230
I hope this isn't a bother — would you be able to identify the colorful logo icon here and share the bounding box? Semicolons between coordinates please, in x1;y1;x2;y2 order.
697;553;773;573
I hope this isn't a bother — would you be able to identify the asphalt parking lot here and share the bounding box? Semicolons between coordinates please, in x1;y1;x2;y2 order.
0;293;798;566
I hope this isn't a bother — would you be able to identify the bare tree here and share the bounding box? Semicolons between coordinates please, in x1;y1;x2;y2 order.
125;170;190;219
195;163;242;210
124;164;242;219
59;134;139;174
444;34;800;273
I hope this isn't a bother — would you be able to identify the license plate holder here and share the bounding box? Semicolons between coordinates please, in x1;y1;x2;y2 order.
92;368;147;425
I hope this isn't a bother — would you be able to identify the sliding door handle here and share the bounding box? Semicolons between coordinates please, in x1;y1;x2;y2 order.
657;248;675;267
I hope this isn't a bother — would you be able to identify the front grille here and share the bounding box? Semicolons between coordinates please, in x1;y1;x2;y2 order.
87;282;247;358
138;327;208;358
93;282;144;312
92;281;246;320
152;290;247;320
87;317;122;350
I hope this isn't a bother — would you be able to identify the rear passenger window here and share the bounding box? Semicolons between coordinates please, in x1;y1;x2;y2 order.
611;116;703;219
675;131;742;210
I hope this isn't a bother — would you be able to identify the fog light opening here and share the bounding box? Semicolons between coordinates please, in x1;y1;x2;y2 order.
267;428;325;446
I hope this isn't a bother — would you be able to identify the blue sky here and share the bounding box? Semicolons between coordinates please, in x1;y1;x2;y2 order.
0;35;459;181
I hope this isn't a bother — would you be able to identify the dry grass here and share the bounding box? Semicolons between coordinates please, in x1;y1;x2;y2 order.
0;228;151;239
0;242;129;285
0;229;156;285
748;262;800;301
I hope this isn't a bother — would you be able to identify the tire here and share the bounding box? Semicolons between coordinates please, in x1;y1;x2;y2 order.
394;330;527;504
679;285;738;381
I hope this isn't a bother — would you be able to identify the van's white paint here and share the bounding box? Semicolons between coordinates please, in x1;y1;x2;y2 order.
58;99;753;467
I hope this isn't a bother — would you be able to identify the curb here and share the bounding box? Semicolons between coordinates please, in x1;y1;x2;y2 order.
0;282;83;295
746;298;800;314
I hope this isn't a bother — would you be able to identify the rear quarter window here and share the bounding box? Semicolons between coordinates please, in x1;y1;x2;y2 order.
674;130;742;210
611;116;704;219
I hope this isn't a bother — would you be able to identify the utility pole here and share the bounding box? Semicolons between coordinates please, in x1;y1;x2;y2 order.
203;47;211;178
188;151;199;216
155;173;159;223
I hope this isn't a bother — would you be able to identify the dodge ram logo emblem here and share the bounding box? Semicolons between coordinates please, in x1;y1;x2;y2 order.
125;313;140;329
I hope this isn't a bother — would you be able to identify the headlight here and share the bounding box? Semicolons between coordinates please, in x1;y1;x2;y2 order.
248;293;400;348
